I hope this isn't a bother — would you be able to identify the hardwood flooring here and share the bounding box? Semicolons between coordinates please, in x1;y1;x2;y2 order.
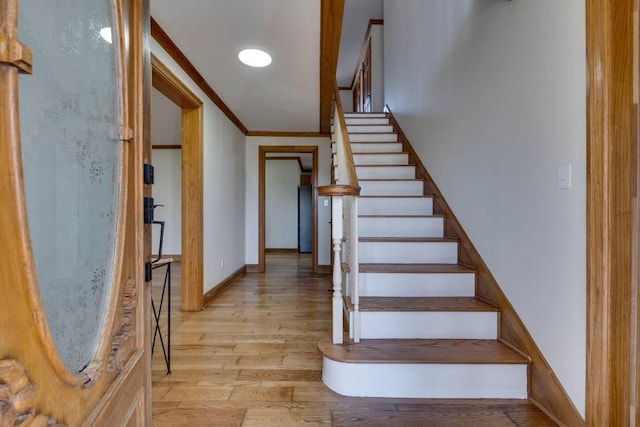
151;253;556;426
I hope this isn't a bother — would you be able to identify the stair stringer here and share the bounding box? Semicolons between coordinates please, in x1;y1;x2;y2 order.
387;109;584;426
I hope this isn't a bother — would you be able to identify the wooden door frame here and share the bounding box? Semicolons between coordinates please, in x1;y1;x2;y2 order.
586;0;638;424
259;146;319;273
151;55;204;312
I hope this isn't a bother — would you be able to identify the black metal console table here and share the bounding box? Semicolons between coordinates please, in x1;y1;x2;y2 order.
151;257;172;374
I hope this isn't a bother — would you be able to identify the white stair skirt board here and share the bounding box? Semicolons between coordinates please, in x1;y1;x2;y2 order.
359;216;444;238
359;197;433;215
345;118;389;125
360;311;498;339
350;133;398;143
344;113;387;118
354;153;408;165
359;241;458;264
347;125;394;133
359;272;476;297
359;180;424;196
322;359;528;399
356;166;416;180
350;143;404;154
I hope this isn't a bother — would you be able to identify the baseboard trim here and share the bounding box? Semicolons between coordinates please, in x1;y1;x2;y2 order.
387;109;583;426
203;265;246;308
316;265;331;274
152;254;182;263
265;248;299;253
246;264;260;273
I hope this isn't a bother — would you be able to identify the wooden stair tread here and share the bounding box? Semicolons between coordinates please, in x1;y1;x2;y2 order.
318;338;530;365
355;297;499;312
359;263;475;274
359;237;458;243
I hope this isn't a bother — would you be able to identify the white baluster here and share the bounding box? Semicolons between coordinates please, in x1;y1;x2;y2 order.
332;196;344;344
351;196;360;343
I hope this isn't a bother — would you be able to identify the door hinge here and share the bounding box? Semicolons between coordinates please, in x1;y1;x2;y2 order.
145;261;153;282
144;197;154;224
144;163;154;185
0;35;33;74
110;125;133;142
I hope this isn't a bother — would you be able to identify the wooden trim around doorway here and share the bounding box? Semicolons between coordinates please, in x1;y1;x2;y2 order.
586;0;637;424
152;55;204;312
259;146;319;273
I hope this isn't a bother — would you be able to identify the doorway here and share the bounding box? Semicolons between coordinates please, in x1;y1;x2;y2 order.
258;146;319;272
151;55;204;312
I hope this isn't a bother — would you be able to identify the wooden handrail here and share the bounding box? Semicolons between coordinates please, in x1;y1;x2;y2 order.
318;184;360;197
333;86;359;188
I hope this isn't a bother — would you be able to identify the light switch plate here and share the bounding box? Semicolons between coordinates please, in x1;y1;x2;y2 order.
557;163;572;189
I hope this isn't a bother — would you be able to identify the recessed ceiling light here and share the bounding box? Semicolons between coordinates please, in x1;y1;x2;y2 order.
238;49;272;68
100;27;112;44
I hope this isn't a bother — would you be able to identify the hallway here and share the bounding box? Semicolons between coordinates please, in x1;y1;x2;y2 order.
151;254;556;426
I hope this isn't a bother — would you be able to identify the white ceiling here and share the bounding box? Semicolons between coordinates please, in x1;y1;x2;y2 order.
150;0;382;133
337;0;383;88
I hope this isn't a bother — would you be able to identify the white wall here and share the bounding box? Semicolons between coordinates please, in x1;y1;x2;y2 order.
151;149;181;256
370;24;384;112
245;137;332;266
266;160;299;249
384;0;586;415
339;89;353;113
152;39;246;294
151;87;181;146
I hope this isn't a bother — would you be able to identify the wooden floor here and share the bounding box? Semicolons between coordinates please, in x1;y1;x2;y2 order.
151;253;556;426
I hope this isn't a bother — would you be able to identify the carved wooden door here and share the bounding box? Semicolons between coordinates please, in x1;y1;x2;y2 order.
0;0;151;425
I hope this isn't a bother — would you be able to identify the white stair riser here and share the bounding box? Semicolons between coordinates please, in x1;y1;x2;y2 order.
359;217;444;238
360;312;497;339
356;166;416;179
344;113;387;118
359;273;476;297
347;125;394;133
359;197;433;215
345;118;389;125
354;153;408;165
323;359;528;399
359;181;424;196
359;241;458;264
350;133;398;142
351;143;403;153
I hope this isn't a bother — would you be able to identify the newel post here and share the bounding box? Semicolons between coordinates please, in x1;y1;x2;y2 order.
318;185;359;345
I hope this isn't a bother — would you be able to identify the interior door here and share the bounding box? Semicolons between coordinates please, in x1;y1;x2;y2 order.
0;0;151;425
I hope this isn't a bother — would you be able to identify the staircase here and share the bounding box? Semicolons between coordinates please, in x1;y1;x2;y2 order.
319;112;530;399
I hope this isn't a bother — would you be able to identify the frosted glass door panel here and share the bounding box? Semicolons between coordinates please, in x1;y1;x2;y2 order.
18;0;122;372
